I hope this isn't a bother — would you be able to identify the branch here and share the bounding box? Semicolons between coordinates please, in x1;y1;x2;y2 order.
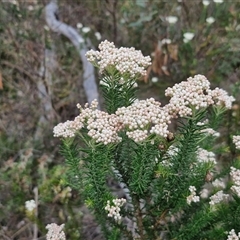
34;48;56;140
45;0;100;105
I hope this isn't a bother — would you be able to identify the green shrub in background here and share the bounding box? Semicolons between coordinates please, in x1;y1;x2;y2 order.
115;0;240;84
53;40;240;240
0;143;82;239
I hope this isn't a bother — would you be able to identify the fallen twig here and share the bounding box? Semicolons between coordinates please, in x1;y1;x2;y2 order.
45;0;100;105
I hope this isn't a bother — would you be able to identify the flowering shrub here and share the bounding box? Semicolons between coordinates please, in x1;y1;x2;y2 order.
233;136;240;150
1;1;240;239
54;41;240;239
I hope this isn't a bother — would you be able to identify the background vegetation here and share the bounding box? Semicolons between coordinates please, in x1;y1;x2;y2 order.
0;0;240;239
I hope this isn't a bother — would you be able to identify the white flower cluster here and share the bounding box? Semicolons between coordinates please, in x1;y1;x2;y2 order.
46;223;66;240
53;119;84;138
166;16;178;24
212;178;226;189
165;75;213;117
165;75;235;118
53;74;234;145
53;100;122;144
230;167;240;186
209;190;229;205
197;119;209;126
85;111;122;145
161;38;172;45
105;198;126;222
85;40;151;77
233;135;240;150
213;0;224;3
196;148;216;164
126;129;148;142
227;229;240;240
187;186;200;205
206;17;215;24
53;98;172;143
116;98;171;142
25;199;36;212
231;185;240;198
230;167;240;197
202;0;210;6
183;32;195;43
209;87;235;109
201;128;220;137
53;101;99;138
166;145;179;157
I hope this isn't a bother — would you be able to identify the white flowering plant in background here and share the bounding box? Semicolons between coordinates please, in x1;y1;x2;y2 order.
54;40;240;239
120;0;240;89
46;223;66;240
25;199;36;212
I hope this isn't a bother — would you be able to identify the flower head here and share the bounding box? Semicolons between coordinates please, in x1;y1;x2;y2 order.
95;32;101;40
105;198;126;222
161;38;172;45
227;229;240;240
116;98;171;142
164;75;235;117
183;32;195;43
233;135;240;150
165;75;213;117
151;77;159;83
25;199;36;212
213;0;223;3
201;128;220;137
187;186;200;205
53;99;122;144
46;223;66;240
82;27;91;33
230;167;240;186
206;17;215;24
202;0;210;6
197;148;216;164
212;178;226;189
86;40;151;77
231;185;240;198
76;23;83;29
166;16;178;24
209;190;229;205
208;88;235;109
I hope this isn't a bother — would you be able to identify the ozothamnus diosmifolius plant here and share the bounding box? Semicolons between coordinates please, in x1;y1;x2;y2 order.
53;40;240;240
